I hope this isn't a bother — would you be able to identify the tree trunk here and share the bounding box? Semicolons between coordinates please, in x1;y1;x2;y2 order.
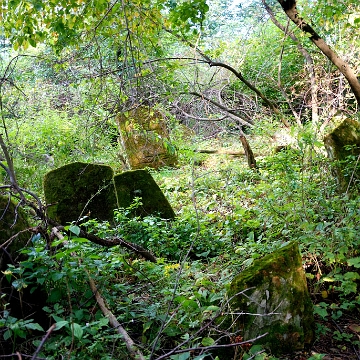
277;0;360;107
239;133;257;169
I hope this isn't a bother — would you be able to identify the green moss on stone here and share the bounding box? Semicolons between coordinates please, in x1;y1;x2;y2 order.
0;195;30;270
116;106;177;169
324;118;360;191
228;242;314;356
114;169;175;219
43;162;117;224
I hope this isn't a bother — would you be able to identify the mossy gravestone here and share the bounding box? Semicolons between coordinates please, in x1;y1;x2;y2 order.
0;195;30;271
324;118;360;192
44;164;175;223
44;162;117;224
0;195;48;336
228;242;314;356
114;169;175;219
116;106;177;169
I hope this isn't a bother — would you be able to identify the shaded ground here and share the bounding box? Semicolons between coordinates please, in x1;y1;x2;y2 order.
311;312;360;360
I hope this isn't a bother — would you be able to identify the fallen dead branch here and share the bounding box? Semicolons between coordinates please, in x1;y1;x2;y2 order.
88;276;146;360
51;226;157;262
31;324;56;360
52;228;146;360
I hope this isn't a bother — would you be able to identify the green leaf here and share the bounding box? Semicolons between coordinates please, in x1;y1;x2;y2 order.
163;325;182;337
25;322;45;331
249;344;264;354
201;337;215;346
69;225;81;236
348;257;360;268
52;238;65;247
72;237;89;243
170;352;190;360
143;321;152;334
193;355;208;360
3;329;12;341
203;305;219;312
314;305;328;319
48;288;62;302
343;271;360;280
72;323;83;339
51;272;64;281
55;320;69;330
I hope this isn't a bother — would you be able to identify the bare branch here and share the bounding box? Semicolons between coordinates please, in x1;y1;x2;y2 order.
52;228;146;360
154;333;268;360
189;92;254;127
31;324;56;360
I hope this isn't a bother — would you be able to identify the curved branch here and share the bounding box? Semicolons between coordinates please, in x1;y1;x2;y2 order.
263;0;318;124
157;25;288;124
277;0;360;106
55;226;157;262
52;228;146;360
189;91;254;126
206;61;282;118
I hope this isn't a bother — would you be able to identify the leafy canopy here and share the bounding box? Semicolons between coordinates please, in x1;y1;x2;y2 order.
1;0;209;51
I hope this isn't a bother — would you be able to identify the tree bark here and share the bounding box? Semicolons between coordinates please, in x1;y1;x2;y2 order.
277;0;360;107
239;134;257;169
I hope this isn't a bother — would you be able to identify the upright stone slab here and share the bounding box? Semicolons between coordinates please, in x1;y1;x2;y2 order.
114;169;175;219
228;242;314;356
43;162;117;224
0;195;48;344
324;118;360;191
116;106;177;169
0;195;30;271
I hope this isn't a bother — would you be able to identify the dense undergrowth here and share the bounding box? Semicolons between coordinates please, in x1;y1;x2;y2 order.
2;121;360;359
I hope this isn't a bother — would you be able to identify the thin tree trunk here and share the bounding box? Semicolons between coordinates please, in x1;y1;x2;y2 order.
239;133;257;169
277;0;360;107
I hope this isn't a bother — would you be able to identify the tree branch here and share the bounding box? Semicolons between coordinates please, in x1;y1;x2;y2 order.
263;0;318;124
52;228;146;360
277;0;360;106
188;91;254;127
52;227;157;262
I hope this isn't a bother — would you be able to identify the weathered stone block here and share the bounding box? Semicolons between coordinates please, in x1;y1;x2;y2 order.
43;162;117;224
114;169;175;219
324;118;360;191
0;195;30;271
116;106;177;169
228;242;314;356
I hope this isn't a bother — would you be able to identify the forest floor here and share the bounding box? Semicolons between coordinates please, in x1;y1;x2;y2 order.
162;138;360;360
311;310;360;359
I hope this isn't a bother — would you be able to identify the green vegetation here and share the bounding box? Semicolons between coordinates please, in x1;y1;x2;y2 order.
1;0;360;359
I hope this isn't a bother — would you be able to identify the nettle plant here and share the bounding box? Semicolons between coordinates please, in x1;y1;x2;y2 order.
246;130;360;336
1;201;237;358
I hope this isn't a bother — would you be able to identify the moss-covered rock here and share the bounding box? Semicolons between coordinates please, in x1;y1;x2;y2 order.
43;162;117;224
324;118;360;192
0;196;48;346
0;195;30;271
116;106;177;169
114;169;175;219
228;242;314;356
